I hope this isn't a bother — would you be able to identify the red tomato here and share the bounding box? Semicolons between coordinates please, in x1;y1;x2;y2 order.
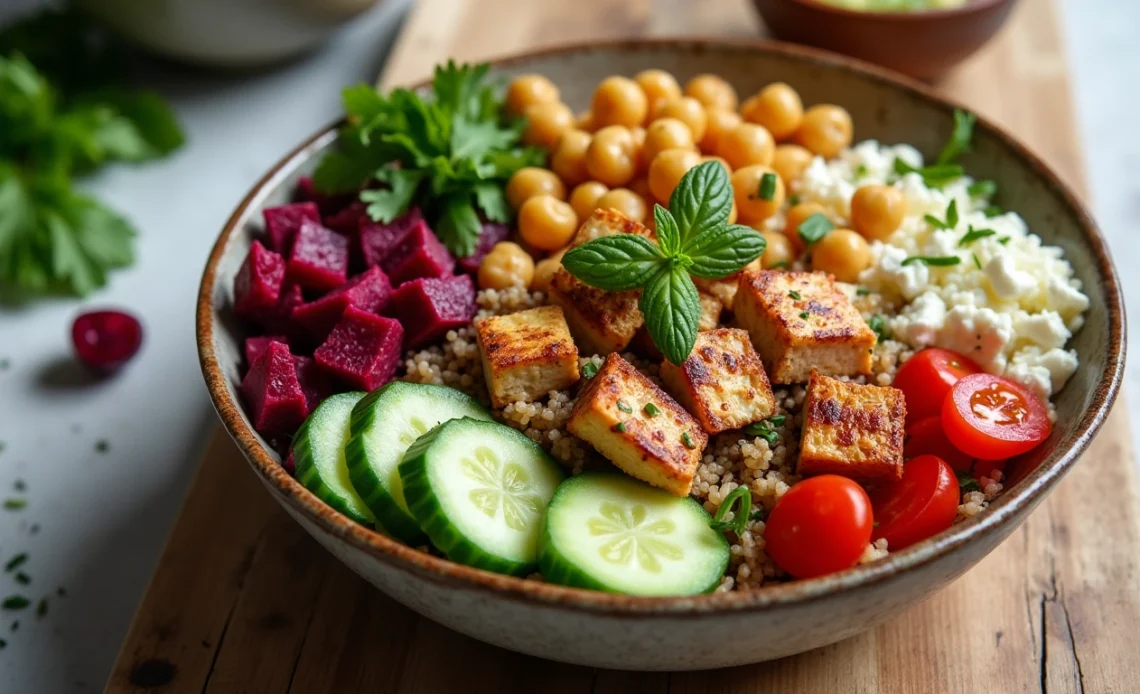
765;475;873;579
871;454;959;551
904;416;974;472
893;348;982;426
942;373;1052;459
973;458;1006;480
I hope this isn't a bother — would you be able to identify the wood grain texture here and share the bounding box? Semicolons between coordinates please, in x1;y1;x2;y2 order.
107;0;1140;692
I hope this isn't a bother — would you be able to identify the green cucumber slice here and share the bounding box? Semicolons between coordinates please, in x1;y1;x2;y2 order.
345;382;492;543
293;391;374;526
539;472;730;595
399;417;566;575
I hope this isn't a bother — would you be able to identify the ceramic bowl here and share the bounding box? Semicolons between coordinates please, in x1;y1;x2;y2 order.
197;39;1124;670
752;0;1020;80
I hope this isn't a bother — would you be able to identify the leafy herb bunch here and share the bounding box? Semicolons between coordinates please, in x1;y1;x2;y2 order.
562;162;766;365
314;61;545;257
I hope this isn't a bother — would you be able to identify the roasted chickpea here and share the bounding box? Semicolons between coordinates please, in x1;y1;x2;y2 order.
596;188;648;223
575;110;596;132
684;74;738;112
648;148;702;203
518;195;579;252
652;97;708;143
700;108;743;155
629;178;654;203
643;118;696;164
550;129;592;186
701;155;732;175
771;144;814;186
784;202;829;252
532;249;567;293
592;76;648;128
795;104;853;159
850;184;907;241
731;165;785;225
812;229;870;283
505;74;560;116
758;230;796;269
523;102;574;149
629;126;648;175
635;69;682;116
506;167;567;210
585;125;637;187
478;242;536;289
569;181;609;220
717;122;775;170
740;83;804;141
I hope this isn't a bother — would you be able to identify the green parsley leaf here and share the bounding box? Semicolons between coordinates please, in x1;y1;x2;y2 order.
581;362;599;379
967;179;997;198
959;226;996;246
787;194;800;206
670;161;732;249
359;167;426;224
901;255;961;267
684;224;766;279
757;172;777;201
936;109;976;165
639;264;701;365
434;193;483;258
561;234;665;291
797;213;834;245
868;314;889;343
708;486;751;535
472;181;510;223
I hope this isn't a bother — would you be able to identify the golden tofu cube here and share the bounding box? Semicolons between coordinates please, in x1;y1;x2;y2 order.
734;270;876;384
476;306;580;408
629;290;723;359
798;370;906;483
659;328;777;434
692;260;759;312
567;354;706;496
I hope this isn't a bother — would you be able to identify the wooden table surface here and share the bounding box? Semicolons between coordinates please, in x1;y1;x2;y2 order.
106;0;1140;692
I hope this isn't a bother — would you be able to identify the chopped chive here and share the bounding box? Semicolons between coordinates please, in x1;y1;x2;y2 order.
893;158;964;188
708;486;752;535
681;432;696;449
797;213;834;245
749;508;765;521
924;214;948;230
643;402;659;417
984;205;1004;217
788;290;802;300
901;255;961;267
769;415;787;427
799;311;810;320
613;422;626;433
5;554;27;573
855;287;871;296
2;596;29;611
959;226;996;246
936;109;976;165
968;179;997;198
14;573;29;586
868;314;890;344
743;420;779;444
4;499;26;511
616;400;632;414
854;163;868;178
35;599;47;618
581;362;599;379
972;253;982;270
998;236;1010;245
757;172;777;201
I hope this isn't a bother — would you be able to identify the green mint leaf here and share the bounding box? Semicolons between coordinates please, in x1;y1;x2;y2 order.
685;225;766;279
639;264;701;365
670;161;733;250
959;226;996;246
936;109;976;165
797;213;834;245
901;255;961;267
561;235;665;291
967;179;997;198
757;172;777;201
472;181;510;223
653;204;681;256
434;193;482;257
360;168;426;224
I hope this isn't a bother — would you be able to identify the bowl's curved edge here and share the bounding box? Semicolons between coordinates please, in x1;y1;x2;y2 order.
196;36;1126;617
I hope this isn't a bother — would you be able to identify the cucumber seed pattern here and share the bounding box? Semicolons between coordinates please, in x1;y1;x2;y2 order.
462;446;543;531
399;417;429;447
587;502;682;573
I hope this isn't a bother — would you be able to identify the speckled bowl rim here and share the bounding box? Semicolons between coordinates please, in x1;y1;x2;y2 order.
197;37;1125;617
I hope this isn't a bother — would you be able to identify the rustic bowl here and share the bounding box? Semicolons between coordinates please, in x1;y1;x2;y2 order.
197;39;1124;670
752;0;1020;80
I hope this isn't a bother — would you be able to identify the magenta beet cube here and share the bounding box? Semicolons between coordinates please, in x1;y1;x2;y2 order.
357;207;424;269
263;202;319;255
241;341;308;435
382;219;455;285
292;354;334;414
457;222;510;276
323;201;368;236
295;176;355;215
388;275;476;349
291;266;393;339
314;306;404;391
244;335;287;366
286;219;349;293
234;241;285;319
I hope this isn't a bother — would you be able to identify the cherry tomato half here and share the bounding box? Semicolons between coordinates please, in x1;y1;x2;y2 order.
942;373;1052;459
871;454;959;551
893;348;982;426
766;475;873;579
904;416;974;473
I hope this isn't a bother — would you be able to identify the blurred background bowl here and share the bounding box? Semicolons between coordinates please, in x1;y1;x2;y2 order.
752;0;1019;80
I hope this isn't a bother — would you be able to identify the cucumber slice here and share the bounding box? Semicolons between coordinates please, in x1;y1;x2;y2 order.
345;382;492;543
399;417;566;575
539;472;730;596
293;391;374;526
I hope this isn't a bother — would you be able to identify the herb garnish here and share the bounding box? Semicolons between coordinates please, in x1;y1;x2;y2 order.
854;163;868;178
797;213;834;246
581;362;599;379
924;199;959;230
757;172;777;201
799;311;810;320
14;573;29;586
893;159;964;188
613;422;627;433
5;554;27;572
788;290;802;300
643;402;659;417
985;205;1004;218
856;287;871;296
968;179;997;198
901;255;961;267
744;416;786;444
868;314;890;343
937;109;977;165
709;486;751;535
998;236;1010;245
957;471;981;493
959;226;996;246
681;431;696;449
3;499;26;511
973;253;982;270
561;162;765;364
1;596;29;611
35;598;47;618
616;400;632;414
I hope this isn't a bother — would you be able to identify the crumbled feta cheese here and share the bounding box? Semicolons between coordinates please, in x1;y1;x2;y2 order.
889;292;946;348
938;306;1013;373
985;255;1037;301
1006;347;1079;401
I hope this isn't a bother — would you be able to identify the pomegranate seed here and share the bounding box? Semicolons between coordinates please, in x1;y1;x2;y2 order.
72;310;143;372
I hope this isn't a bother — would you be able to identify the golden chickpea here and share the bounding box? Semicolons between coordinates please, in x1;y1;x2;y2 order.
648;148;702;203
532;249;567;293
569;181;609;220
795;104;853;159
629;177;654;203
812;229;870;283
592;76;648;128
523;102;574;149
684;74;738;112
652;97;708;143
576;110;595;132
784;202;829;252
585;125;637;187
643;118;696;164
850;184;907;241
700;108;743;155
506;167;567;210
518;195;579;252
629;126;648;175
731;165;785;225
701;155;732;175
771;144;814;186
635;69;682;116
478;242;536;290
596;188;648;223
758;230;796;269
740;83;804;141
550;130;592;186
505;74;560;116
717;122;775;170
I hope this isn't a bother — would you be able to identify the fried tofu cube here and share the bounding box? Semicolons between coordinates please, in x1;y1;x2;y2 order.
629;290;723;358
567;354;706;496
476;306;580;408
798;370;906;483
692;260;760;312
659;328;777;434
734;270;876;384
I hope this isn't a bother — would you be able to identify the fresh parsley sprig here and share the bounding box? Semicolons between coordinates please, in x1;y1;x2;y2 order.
892;108;976;189
561;162;765;364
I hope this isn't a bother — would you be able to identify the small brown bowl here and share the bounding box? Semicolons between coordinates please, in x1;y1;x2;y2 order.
752;0;1019;80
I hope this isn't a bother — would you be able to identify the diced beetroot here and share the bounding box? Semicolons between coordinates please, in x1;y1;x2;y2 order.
241;341;308;435
357;207;424;269
244;335;287;366
388;275;476;349
282;451;296;475
258;282;306;335
234;241;285;319
291;266;392;340
295;176;355;215
292;354;334;414
263;202;319;255
314;306;404;391
286;219;349;292
457;222;510;276
382;219;455;285
324;201;368;236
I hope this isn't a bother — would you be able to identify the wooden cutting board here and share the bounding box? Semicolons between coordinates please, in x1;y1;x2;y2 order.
106;0;1140;691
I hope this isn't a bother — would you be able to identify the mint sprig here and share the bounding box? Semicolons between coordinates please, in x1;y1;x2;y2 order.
561;161;765;364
